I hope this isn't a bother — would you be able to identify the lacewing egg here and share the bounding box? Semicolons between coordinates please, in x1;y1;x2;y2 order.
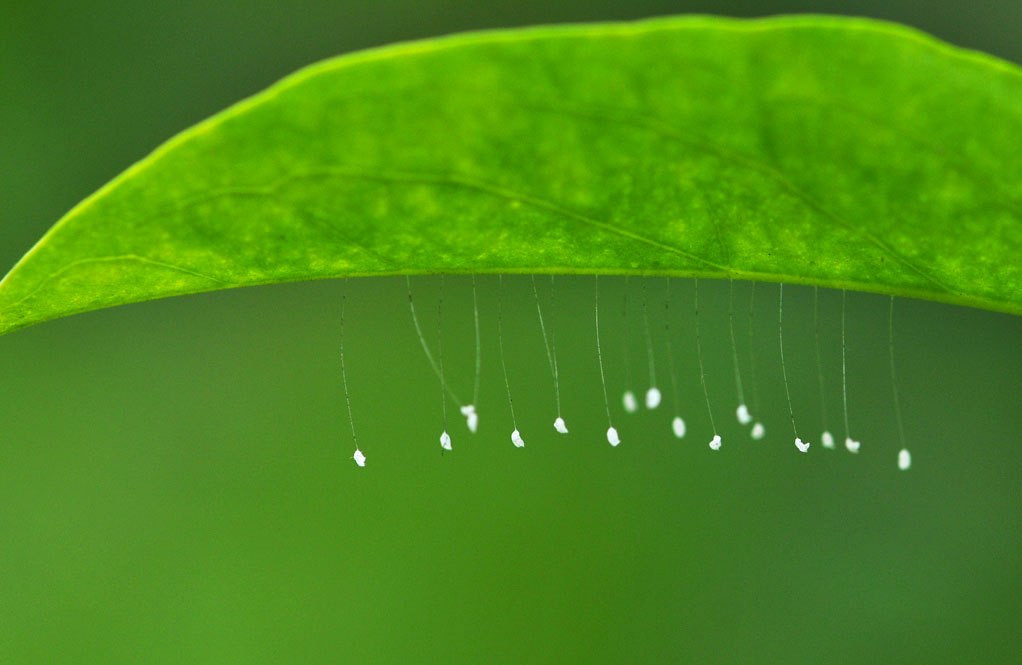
736;404;752;425
460;405;478;433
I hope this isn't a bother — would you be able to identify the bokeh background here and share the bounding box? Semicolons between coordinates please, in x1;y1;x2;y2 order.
2;2;1020;663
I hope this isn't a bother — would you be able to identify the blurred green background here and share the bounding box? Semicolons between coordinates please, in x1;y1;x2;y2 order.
2;2;1020;663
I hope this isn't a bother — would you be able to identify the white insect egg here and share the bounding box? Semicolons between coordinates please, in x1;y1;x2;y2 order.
645;387;662;409
795;437;810;453
898;448;912;470
353;449;366;467
440;430;452;451
511;429;525;448
821;431;835;449
606;426;621;446
461;405;478;433
553;417;569;434
736;404;752;425
622;391;638;413
709;434;722;451
671;416;686;439
751;422;765;440
845;437;861;454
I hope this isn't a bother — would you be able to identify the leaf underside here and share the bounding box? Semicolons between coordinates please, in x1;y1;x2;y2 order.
2;14;1020;336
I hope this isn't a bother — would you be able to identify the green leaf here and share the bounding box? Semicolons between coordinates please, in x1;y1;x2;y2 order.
2;14;1020;336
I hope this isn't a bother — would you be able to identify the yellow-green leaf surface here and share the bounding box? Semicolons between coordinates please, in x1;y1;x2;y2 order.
2;14;1020;336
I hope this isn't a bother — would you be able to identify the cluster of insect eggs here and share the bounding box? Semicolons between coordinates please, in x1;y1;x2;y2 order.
341;275;911;473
